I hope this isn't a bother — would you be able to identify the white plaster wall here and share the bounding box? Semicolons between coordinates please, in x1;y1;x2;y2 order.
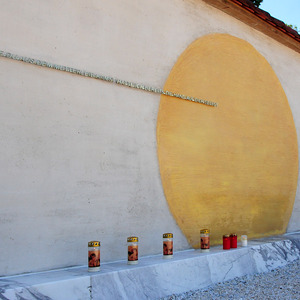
0;0;299;275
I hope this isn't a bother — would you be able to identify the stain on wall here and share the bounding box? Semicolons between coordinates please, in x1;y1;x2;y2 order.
157;34;298;247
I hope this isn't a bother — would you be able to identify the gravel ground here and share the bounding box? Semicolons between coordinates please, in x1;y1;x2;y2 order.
161;259;300;300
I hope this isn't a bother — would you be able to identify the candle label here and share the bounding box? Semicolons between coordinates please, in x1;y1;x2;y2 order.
128;245;138;261
88;250;100;267
201;236;210;249
163;240;173;255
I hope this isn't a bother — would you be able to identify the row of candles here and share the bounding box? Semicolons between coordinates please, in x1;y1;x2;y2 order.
88;233;174;272
88;230;248;272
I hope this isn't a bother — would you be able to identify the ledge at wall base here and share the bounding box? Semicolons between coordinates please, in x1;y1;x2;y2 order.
0;232;299;300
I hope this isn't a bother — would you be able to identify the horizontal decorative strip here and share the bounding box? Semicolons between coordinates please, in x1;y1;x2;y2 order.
0;50;217;107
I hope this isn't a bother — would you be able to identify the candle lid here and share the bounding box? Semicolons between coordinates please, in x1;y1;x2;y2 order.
127;236;138;242
163;233;173;238
200;229;210;234
223;234;230;238
88;241;100;247
230;233;237;237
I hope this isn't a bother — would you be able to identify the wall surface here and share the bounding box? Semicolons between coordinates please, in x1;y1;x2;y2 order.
0;0;299;276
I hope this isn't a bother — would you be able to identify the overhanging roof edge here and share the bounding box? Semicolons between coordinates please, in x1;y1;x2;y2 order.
202;0;300;54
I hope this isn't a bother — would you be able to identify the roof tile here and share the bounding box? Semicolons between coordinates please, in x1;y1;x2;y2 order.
229;0;300;43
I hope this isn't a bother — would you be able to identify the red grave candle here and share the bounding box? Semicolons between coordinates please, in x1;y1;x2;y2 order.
223;235;230;250
230;234;237;248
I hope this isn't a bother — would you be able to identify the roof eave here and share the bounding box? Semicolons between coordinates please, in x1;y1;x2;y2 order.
202;0;300;54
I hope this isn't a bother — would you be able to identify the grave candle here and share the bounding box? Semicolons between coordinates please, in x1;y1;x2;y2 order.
163;233;173;258
241;235;248;247
88;241;100;272
200;229;210;252
127;236;139;265
230;234;237;248
223;235;230;250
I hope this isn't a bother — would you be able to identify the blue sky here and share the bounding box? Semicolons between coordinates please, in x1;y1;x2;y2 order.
259;0;300;30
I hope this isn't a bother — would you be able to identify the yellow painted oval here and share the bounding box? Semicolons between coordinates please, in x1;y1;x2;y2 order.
157;34;298;247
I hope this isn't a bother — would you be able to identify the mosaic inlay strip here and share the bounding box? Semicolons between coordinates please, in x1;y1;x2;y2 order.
0;50;217;107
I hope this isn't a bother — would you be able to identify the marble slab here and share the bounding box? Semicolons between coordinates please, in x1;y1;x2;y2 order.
0;232;299;300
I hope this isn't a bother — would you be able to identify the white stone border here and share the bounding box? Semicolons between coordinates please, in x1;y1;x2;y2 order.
0;233;299;299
